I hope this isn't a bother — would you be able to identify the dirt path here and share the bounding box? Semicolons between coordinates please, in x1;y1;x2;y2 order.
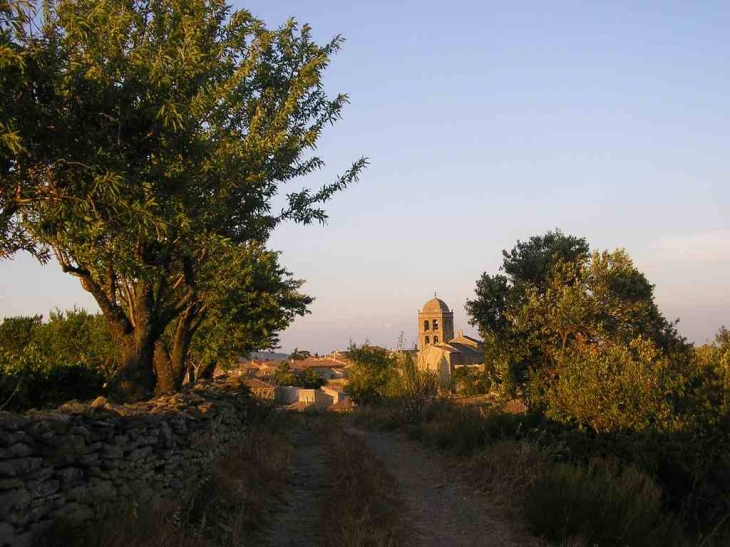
348;426;541;547
259;414;538;547
263;419;330;547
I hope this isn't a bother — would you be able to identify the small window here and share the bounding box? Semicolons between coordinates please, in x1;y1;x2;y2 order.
434;336;439;344
423;320;430;331
425;336;430;344
433;319;439;330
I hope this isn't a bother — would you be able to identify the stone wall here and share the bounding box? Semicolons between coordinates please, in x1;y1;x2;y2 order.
0;378;252;547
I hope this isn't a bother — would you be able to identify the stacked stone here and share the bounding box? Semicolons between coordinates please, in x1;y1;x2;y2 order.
0;378;251;547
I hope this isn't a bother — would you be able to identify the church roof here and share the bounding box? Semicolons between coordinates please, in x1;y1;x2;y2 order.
421;297;450;314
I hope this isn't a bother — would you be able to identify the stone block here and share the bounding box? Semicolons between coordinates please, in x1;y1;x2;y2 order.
90;396;108;409
27;478;60;499
78;453;99;466
0;488;30;518
64;503;93;524
70;426;91;442
0;522;16;546
101;445;124;459
0;477;22;490
89;478;116;500
0;443;33;460
0;458;41;478
55;467;84;488
28;466;53;482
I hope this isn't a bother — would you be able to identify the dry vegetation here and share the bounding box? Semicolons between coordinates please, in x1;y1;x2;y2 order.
356;400;727;547
321;422;408;547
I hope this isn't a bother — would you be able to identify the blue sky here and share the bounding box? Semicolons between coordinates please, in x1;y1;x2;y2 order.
1;1;729;352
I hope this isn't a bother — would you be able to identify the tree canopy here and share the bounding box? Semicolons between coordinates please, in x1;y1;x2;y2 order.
1;0;364;397
466;230;690;430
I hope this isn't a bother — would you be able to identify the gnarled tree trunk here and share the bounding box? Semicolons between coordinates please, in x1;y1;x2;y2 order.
153;303;202;395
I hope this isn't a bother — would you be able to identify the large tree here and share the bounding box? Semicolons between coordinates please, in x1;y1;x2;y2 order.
466;230;688;408
160;241;313;391
1;0;364;397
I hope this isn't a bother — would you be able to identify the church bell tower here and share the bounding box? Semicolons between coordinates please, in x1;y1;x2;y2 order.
418;294;454;351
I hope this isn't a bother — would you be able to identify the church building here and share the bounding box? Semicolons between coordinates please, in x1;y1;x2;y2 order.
416;295;484;388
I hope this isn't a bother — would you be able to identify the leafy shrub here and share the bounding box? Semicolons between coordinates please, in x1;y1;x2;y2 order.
0;310;115;410
0;348;105;410
544;336;684;434
269;362;325;388
345;344;396;404
469;439;550;511
523;458;671;546
452;366;490;395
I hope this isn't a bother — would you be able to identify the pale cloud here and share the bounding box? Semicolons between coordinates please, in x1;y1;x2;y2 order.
650;231;730;263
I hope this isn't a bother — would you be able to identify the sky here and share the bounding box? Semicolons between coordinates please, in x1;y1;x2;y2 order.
1;0;729;353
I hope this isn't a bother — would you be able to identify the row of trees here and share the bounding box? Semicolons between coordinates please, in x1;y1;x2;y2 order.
1;0;363;398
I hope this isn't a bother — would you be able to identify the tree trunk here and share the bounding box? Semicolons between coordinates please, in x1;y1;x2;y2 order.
153;341;176;396
154;306;199;395
197;359;217;380
116;333;156;401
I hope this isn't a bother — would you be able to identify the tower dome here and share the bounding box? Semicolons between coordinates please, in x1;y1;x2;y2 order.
421;297;450;314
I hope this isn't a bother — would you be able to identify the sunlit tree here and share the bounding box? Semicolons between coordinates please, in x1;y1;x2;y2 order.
1;0;364;397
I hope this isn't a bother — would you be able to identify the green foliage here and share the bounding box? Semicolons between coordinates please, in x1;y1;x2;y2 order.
346;346;437;421
0;314;41;354
524;458;668;546
345;345;396;405
543;337;684;433
289;348;312;361
185;242;312;381
385;352;438;423
298;368;325;389
452;366;490;396
269;362;324;389
270;362;298;387
689;327;730;423
0;310;112;410
1;0;365;395
467;230;690;422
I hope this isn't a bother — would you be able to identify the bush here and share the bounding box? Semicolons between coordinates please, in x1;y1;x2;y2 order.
452;366;490;395
544;336;683;434
0;348;105;411
469;439;550;513
270;362;325;388
523;458;672;546
345;345;396;404
0;310;115;410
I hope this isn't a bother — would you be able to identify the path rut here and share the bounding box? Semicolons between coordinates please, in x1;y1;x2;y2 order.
263;422;330;547
349;427;541;547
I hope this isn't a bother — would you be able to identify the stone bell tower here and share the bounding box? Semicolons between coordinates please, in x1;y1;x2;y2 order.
418;294;454;351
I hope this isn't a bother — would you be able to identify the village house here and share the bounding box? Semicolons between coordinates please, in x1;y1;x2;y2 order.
290;357;349;380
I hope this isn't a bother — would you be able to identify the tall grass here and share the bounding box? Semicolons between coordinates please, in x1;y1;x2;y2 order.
523;458;673;546
321;424;408;547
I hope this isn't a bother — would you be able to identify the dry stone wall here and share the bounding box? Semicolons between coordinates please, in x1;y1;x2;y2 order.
0;378;252;547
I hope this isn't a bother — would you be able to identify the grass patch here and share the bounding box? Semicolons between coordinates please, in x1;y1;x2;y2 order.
523;458;672;546
321;422;408;547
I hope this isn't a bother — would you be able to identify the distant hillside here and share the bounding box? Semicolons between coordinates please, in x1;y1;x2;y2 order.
249;351;289;362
